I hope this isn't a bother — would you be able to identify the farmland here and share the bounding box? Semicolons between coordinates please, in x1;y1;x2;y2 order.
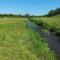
0;18;56;60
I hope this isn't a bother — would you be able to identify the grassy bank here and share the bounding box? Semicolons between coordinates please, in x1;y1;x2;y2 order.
31;15;60;36
0;18;56;60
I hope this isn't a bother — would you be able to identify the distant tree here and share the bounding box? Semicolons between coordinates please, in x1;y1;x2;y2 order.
54;8;60;15
47;8;60;17
24;14;30;18
48;10;54;17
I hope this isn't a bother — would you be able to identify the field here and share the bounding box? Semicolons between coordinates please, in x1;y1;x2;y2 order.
31;15;60;33
41;15;60;29
0;18;56;60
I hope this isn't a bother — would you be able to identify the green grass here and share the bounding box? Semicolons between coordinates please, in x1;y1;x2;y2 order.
41;15;60;28
0;18;56;60
41;15;60;32
32;15;60;32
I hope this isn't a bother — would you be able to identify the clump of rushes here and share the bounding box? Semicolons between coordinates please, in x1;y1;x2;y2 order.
55;28;60;36
35;20;49;29
55;31;60;37
49;27;57;32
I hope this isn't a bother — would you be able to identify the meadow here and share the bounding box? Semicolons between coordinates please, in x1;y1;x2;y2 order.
41;15;60;29
31;15;60;37
0;18;56;60
32;15;60;27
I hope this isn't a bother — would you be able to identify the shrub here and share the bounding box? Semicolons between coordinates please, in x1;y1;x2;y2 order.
47;8;60;17
55;32;60;37
37;21;43;27
36;21;49;29
49;27;57;32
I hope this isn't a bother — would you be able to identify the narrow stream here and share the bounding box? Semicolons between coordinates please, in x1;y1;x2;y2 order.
26;20;60;59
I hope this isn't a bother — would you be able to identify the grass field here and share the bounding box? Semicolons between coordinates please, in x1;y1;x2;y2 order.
41;15;60;33
0;18;56;60
32;15;60;33
41;15;60;28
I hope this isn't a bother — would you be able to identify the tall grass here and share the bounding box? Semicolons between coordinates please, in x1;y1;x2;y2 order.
0;18;56;60
31;15;60;36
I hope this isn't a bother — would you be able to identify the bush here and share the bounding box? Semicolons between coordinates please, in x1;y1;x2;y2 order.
37;21;43;27
49;27;57;32
55;32;60;37
43;22;49;29
48;10;55;17
36;21;49;29
47;8;60;17
29;19;34;22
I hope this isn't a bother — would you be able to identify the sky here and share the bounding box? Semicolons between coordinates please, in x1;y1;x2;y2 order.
0;0;60;15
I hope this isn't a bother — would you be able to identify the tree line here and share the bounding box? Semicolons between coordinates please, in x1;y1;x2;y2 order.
0;13;41;18
46;8;60;17
0;8;60;18
0;14;25;18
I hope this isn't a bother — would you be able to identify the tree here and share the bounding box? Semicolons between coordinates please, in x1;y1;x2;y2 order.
47;8;60;17
48;10;54;17
24;14;30;18
54;8;60;15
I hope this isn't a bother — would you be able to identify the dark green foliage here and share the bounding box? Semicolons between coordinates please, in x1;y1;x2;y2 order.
47;8;60;17
30;19;49;29
32;20;43;26
37;21;44;27
24;14;30;18
0;14;25;18
48;10;55;17
54;8;60;15
0;14;41;18
49;27;57;32
55;32;60;37
35;20;49;29
29;19;34;22
43;22;49;29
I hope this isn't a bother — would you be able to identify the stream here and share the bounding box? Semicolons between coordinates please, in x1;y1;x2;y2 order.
26;20;60;59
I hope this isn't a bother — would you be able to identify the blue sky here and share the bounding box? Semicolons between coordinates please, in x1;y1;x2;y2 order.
0;0;60;15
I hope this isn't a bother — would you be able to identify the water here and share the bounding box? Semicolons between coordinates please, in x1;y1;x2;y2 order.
27;20;60;59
